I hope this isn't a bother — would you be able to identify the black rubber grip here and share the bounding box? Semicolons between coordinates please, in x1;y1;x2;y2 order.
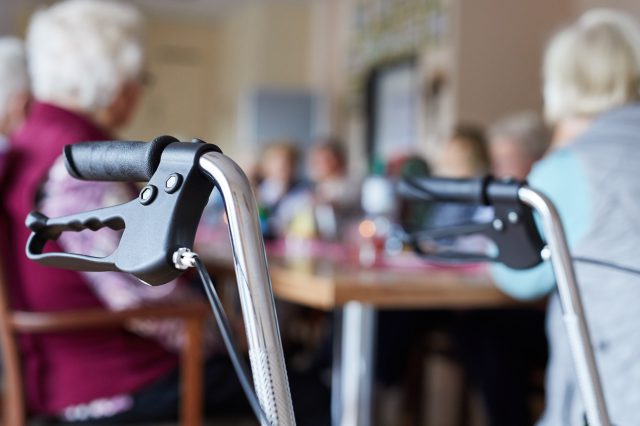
399;176;490;205
64;135;179;182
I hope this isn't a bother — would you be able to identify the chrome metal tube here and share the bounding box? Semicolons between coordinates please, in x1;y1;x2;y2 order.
519;186;611;426
200;152;296;426
339;302;376;426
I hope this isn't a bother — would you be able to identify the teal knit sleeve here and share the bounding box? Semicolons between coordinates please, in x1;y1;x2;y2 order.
490;149;591;300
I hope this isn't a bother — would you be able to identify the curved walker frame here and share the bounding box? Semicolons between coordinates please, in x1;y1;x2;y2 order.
200;152;296;426
519;187;610;426
199;151;611;426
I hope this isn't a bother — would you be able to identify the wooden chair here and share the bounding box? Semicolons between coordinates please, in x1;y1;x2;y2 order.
0;255;209;426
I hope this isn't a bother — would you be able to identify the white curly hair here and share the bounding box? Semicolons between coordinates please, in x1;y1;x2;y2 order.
27;0;144;113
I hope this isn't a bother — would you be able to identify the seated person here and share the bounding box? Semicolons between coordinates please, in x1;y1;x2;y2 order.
431;124;492;231
375;126;493;409
488;110;550;180
307;138;359;208
453;112;552;426
256;141;311;239
437;124;491;179
2;1;247;423
493;9;640;425
306;138;360;239
0;37;30;174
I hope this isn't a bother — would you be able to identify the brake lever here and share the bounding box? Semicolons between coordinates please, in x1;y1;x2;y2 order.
26;139;221;285
26;203;128;273
399;176;546;270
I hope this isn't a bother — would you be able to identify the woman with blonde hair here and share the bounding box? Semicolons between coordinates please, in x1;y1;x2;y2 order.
493;9;640;425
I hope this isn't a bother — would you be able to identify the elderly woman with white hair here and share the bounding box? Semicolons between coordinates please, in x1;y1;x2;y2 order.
2;0;256;423
492;9;640;426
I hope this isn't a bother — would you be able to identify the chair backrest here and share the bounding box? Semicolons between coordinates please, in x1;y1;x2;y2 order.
0;149;29;425
0;218;27;426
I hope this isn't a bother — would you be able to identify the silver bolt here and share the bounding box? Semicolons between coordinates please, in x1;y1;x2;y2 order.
492;219;504;232
166;175;178;189
508;211;519;224
139;185;157;205
141;187;152;200
173;247;198;270
164;173;182;193
541;246;551;260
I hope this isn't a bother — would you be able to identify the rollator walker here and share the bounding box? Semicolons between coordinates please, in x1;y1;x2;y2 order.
25;136;611;426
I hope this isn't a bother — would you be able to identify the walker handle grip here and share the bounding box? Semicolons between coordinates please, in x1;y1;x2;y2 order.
398;175;545;269
399;176;523;205
399;177;490;204
63;135;179;182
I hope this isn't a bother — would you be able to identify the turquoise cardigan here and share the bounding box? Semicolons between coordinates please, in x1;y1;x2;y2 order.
491;149;591;299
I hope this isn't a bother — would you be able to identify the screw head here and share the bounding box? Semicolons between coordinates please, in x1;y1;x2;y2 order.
139;185;157;205
508;211;519;224
492;218;504;232
164;173;182;193
541;246;551;260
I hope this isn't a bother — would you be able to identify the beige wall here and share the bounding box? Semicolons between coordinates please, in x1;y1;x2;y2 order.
123;1;315;158
124;20;219;145
212;1;313;156
14;0;640;167
309;0;351;139
453;0;640;127
455;0;573;126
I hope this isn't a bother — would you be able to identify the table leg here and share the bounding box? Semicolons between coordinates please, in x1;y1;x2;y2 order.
332;302;377;426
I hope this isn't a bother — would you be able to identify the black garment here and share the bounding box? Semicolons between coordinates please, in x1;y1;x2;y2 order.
374;308;547;426
62;355;330;426
376;310;453;387
453;309;548;426
60;356;249;424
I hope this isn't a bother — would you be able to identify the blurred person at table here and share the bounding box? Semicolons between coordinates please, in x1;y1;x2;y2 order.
404;123;547;425
307;137;361;240
430;123;491;230
454;110;551;426
431;124;493;236
0;37;30;174
375;126;491;409
256;140;312;239
488;110;550;180
1;1;251;423
437;123;491;179
308;137;359;208
492;9;640;425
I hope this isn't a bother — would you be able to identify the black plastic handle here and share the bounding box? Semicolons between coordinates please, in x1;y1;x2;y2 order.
398;175;545;269
399;176;523;206
64;135;179;182
28;139;222;285
399;176;490;204
25;207;127;273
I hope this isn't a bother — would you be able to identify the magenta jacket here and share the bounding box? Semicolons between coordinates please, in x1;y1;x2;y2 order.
1;102;177;415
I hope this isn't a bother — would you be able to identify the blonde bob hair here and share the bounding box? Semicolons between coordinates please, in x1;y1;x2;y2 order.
543;9;640;124
27;0;144;113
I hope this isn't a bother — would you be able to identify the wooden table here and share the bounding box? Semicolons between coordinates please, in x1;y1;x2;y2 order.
200;242;518;426
266;256;514;310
